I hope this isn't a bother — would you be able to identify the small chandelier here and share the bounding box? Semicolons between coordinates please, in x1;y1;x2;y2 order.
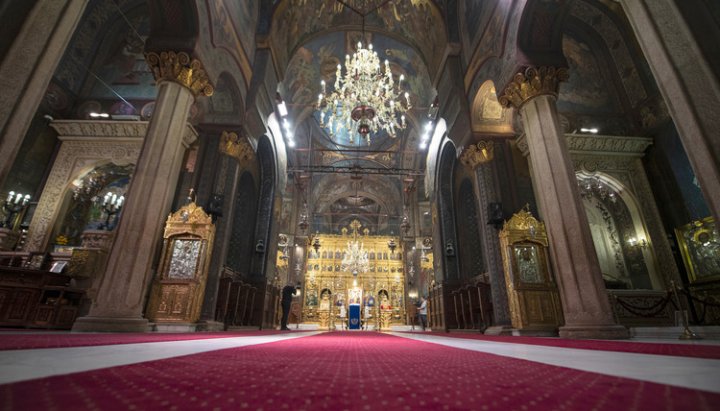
577;175;619;203
317;40;410;145
341;220;370;276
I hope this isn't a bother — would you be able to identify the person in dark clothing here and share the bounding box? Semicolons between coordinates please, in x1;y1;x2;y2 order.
281;283;300;330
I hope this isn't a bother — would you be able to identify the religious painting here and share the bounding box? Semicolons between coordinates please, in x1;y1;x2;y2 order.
513;245;542;284
558;36;619;114
87;14;155;100
167;239;202;280
208;0;256;81
306;289;318;307
676;217;720;283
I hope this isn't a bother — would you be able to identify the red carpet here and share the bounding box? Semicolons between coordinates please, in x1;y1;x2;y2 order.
405;332;720;360
1;332;717;410
0;330;286;351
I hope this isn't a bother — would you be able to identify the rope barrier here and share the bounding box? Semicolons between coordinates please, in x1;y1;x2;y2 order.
611;291;674;318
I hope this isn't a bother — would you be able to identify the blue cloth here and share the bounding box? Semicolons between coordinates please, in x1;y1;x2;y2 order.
348;304;361;329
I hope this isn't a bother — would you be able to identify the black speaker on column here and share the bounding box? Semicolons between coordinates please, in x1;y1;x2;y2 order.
487;202;504;229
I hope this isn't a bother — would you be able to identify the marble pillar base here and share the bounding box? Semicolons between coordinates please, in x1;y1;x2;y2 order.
72;316;150;332
195;320;225;332
484;325;514;336
153;323;198;333
511;327;558;337
559;324;629;340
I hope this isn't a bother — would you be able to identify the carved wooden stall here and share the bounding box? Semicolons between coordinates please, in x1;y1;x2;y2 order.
450;281;494;331
0;266;84;329
214;267;258;328
499;206;564;335
146;201;215;329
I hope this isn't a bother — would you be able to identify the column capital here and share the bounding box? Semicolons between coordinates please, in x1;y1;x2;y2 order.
459;140;494;169
219;131;255;164
499;66;568;110
144;51;214;97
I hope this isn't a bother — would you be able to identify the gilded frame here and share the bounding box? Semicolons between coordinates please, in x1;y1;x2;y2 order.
675;217;720;284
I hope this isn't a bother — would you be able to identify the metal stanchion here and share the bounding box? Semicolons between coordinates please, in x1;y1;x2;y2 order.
670;280;702;340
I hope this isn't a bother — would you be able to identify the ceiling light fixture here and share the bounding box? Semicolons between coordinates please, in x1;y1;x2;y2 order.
316;10;410;145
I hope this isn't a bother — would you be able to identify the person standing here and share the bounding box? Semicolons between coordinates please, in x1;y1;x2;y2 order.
281;283;299;330
418;297;428;331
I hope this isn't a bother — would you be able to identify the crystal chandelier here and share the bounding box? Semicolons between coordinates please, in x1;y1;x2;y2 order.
577;175;619;203
341;220;370;276
317;40;410;145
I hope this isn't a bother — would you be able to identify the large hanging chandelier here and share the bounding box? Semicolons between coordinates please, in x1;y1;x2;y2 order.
341;220;370;276
317;40;411;145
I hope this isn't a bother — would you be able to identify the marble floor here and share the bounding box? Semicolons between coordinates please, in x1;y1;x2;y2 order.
1;331;719;395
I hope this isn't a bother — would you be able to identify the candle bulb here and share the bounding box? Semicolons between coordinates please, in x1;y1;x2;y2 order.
14;193;22;204
7;191;14;203
103;192;111;205
22;194;30;206
112;194;117;205
117;196;124;208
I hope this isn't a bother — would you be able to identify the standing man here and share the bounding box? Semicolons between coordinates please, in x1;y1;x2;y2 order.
281;283;300;330
418;297;428;331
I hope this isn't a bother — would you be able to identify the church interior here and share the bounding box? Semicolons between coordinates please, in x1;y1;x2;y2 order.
1;0;719;409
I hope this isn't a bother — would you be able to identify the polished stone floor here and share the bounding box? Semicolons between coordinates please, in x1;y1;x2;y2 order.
1;331;718;394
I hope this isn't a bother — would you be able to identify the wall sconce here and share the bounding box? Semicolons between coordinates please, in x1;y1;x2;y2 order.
627;237;648;249
276;92;288;117
1;191;31;229
100;192;124;230
427;96;439;120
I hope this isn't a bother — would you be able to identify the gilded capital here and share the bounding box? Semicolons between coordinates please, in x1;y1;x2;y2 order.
145;51;214;97
219;131;255;164
499;66;568;109
460;141;494;169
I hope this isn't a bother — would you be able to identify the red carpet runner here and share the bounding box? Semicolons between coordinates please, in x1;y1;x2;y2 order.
1;332;718;410
407;332;720;360
0;330;286;351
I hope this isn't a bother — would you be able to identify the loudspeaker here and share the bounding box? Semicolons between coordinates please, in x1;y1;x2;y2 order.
487;202;504;228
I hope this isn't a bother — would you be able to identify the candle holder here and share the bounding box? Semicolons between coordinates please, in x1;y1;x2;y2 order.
1;191;31;229
99;192;124;230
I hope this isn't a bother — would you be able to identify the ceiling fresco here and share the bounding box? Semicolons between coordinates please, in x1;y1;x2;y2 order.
557;35;620;114
270;0;446;79
284;30;432;151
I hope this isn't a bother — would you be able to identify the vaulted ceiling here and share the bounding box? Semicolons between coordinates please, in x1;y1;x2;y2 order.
40;0;664;236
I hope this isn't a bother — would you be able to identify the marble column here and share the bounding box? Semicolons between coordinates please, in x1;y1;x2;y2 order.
459;143;513;334
620;0;720;226
500;67;628;339
0;0;89;186
198;131;255;329
72;52;212;332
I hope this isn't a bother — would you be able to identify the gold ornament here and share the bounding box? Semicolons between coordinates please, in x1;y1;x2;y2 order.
145;51;214;97
219;131;255;164
499;66;569;109
460;141;494;169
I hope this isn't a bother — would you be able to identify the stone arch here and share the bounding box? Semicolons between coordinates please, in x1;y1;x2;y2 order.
250;135;277;278
54;163;134;246
576;171;661;290
471;80;514;134
436;141;460;283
